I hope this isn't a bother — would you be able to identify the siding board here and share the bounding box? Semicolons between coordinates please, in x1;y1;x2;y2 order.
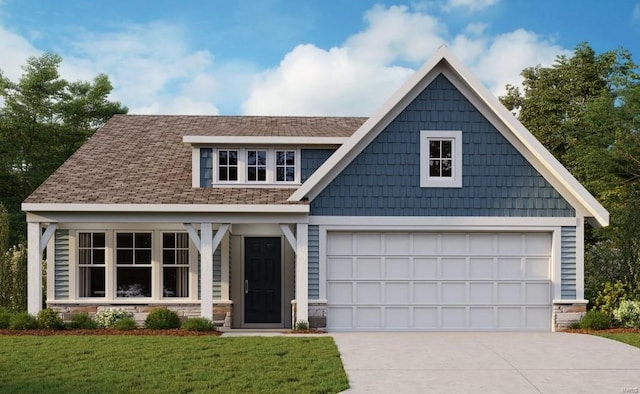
308;225;319;299
54;230;69;299
561;227;577;299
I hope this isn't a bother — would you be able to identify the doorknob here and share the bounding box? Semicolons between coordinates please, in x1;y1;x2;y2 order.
245;280;249;294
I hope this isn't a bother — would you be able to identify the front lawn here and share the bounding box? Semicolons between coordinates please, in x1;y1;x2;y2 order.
594;331;640;349
0;335;349;393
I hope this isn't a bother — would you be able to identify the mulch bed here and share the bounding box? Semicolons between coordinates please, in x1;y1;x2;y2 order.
564;327;640;334
0;329;222;336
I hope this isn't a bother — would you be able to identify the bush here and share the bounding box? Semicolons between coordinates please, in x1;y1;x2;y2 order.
294;320;309;331
0;307;13;329
37;308;65;330
144;308;180;329
68;312;99;329
613;300;640;328
579;309;612;330
182;317;216;332
95;308;133;329
114;317;138;331
593;281;629;318
9;312;38;330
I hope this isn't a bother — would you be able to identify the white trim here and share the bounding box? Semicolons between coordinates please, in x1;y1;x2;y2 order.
183;136;348;145
280;224;297;251
26;212;310;225
288;46;609;227
309;216;576;227
212;224;230;252
183;223;201;253
200;222;213;320
192;147;200;187
552;299;588;304
23;203;309;213
420;130;462;188
27;222;42;315
39;223;58;253
221;232;230;301
48;299;205;305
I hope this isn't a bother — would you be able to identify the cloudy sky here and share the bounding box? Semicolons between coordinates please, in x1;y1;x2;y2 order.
1;0;639;116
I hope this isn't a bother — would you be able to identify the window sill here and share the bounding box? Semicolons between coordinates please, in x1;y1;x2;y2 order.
205;184;301;189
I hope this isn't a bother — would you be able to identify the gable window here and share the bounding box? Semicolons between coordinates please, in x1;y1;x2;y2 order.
78;232;106;297
116;232;152;297
276;150;296;182
247;150;267;181
218;150;238;182
420;130;462;188
162;232;190;298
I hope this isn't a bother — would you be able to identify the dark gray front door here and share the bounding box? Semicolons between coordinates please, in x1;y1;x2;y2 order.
244;237;281;324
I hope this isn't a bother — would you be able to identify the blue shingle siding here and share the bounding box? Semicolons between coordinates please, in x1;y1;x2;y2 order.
54;230;69;299
200;148;213;187
308;225;320;299
561;227;577;299
310;74;575;217
302;149;335;183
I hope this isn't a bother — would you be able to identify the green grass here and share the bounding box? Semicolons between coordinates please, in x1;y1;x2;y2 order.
595;332;640;348
0;336;349;393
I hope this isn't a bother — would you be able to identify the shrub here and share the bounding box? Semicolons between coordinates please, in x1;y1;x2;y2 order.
68;312;99;329
9;312;38;330
613;300;640;329
36;308;65;330
294;320;309;331
182;317;216;332
95;308;133;329
579;309;612;330
0;307;13;329
144;308;180;329
593;281;629;318
114;317;138;331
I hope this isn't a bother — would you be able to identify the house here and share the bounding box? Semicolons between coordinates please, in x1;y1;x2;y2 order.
22;46;608;331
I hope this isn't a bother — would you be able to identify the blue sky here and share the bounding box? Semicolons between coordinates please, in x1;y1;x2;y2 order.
1;0;639;115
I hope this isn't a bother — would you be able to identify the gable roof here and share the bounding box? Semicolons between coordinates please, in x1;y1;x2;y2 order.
23;115;365;209
289;46;609;227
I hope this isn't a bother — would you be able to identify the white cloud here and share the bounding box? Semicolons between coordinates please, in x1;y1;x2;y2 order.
443;0;499;12
633;4;640;21
0;26;41;81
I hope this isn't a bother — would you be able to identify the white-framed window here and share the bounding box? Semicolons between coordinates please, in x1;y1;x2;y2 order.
78;232;106;297
212;148;300;184
116;232;152;297
420;130;462;188
162;232;190;298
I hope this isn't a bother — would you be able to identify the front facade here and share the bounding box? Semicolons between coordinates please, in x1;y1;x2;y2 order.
23;47;608;331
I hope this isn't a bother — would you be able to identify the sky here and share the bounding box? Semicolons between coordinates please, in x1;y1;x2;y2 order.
1;0;639;116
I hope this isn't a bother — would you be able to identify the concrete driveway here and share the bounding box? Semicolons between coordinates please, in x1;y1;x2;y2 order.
331;332;640;393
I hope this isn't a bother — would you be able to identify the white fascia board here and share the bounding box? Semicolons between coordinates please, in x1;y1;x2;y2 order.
183;136;348;146
309;216;576;227
22;203;309;214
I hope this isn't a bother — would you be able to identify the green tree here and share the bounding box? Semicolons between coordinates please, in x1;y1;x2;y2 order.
0;53;127;245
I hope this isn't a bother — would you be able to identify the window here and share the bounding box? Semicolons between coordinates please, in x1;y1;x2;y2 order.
247;150;267;181
162;232;190;298
78;232;106;297
420;130;462;188
218;150;238;182
276;150;296;182
116;232;152;297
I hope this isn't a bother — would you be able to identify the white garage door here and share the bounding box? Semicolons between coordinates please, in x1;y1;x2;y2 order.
326;232;551;331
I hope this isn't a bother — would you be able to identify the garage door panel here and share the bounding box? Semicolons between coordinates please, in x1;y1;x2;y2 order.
327;231;551;331
414;258;438;279
385;258;411;279
327;257;352;280
442;258;466;279
356;258;382;279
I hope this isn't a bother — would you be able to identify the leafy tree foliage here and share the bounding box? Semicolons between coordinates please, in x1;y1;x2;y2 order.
500;43;640;298
0;53;127;245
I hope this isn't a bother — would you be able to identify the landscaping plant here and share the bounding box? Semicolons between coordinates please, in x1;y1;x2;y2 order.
68;312;99;329
593;281;629;317
613;300;640;328
181;317;216;332
0;307;13;329
36;308;65;330
95;308;133;329
114;317;138;331
144;307;180;329
579;309;612;330
9;312;38;330
294;320;310;331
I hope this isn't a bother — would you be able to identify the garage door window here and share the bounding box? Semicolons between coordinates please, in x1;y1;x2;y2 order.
420;130;462;188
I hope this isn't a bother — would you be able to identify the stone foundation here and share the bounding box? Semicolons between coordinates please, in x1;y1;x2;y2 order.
49;302;233;327
553;300;588;331
291;300;327;329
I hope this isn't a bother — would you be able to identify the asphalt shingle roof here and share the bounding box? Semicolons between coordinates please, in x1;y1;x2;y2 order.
24;115;366;205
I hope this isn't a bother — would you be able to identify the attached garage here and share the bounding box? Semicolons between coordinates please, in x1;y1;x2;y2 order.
326;231;552;331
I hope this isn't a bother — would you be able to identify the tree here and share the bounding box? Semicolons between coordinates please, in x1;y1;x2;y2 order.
0;54;128;245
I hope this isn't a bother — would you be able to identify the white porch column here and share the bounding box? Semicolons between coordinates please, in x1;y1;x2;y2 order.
27;222;42;315
295;223;309;323
200;222;213;320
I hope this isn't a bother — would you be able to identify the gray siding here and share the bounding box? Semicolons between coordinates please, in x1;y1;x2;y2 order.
54;230;69;299
197;243;222;299
302;149;335;183
308;225;320;299
200;148;213;187
311;74;575;217
561;227;577;299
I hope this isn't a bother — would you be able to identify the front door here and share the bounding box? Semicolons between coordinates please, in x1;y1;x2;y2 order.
244;237;282;324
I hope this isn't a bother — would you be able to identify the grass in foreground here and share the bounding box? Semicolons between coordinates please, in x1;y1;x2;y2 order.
594;331;640;349
0;336;349;393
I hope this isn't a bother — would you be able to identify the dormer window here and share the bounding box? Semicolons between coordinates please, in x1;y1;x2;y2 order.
247;150;267;182
276;150;296;182
218;150;238;182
